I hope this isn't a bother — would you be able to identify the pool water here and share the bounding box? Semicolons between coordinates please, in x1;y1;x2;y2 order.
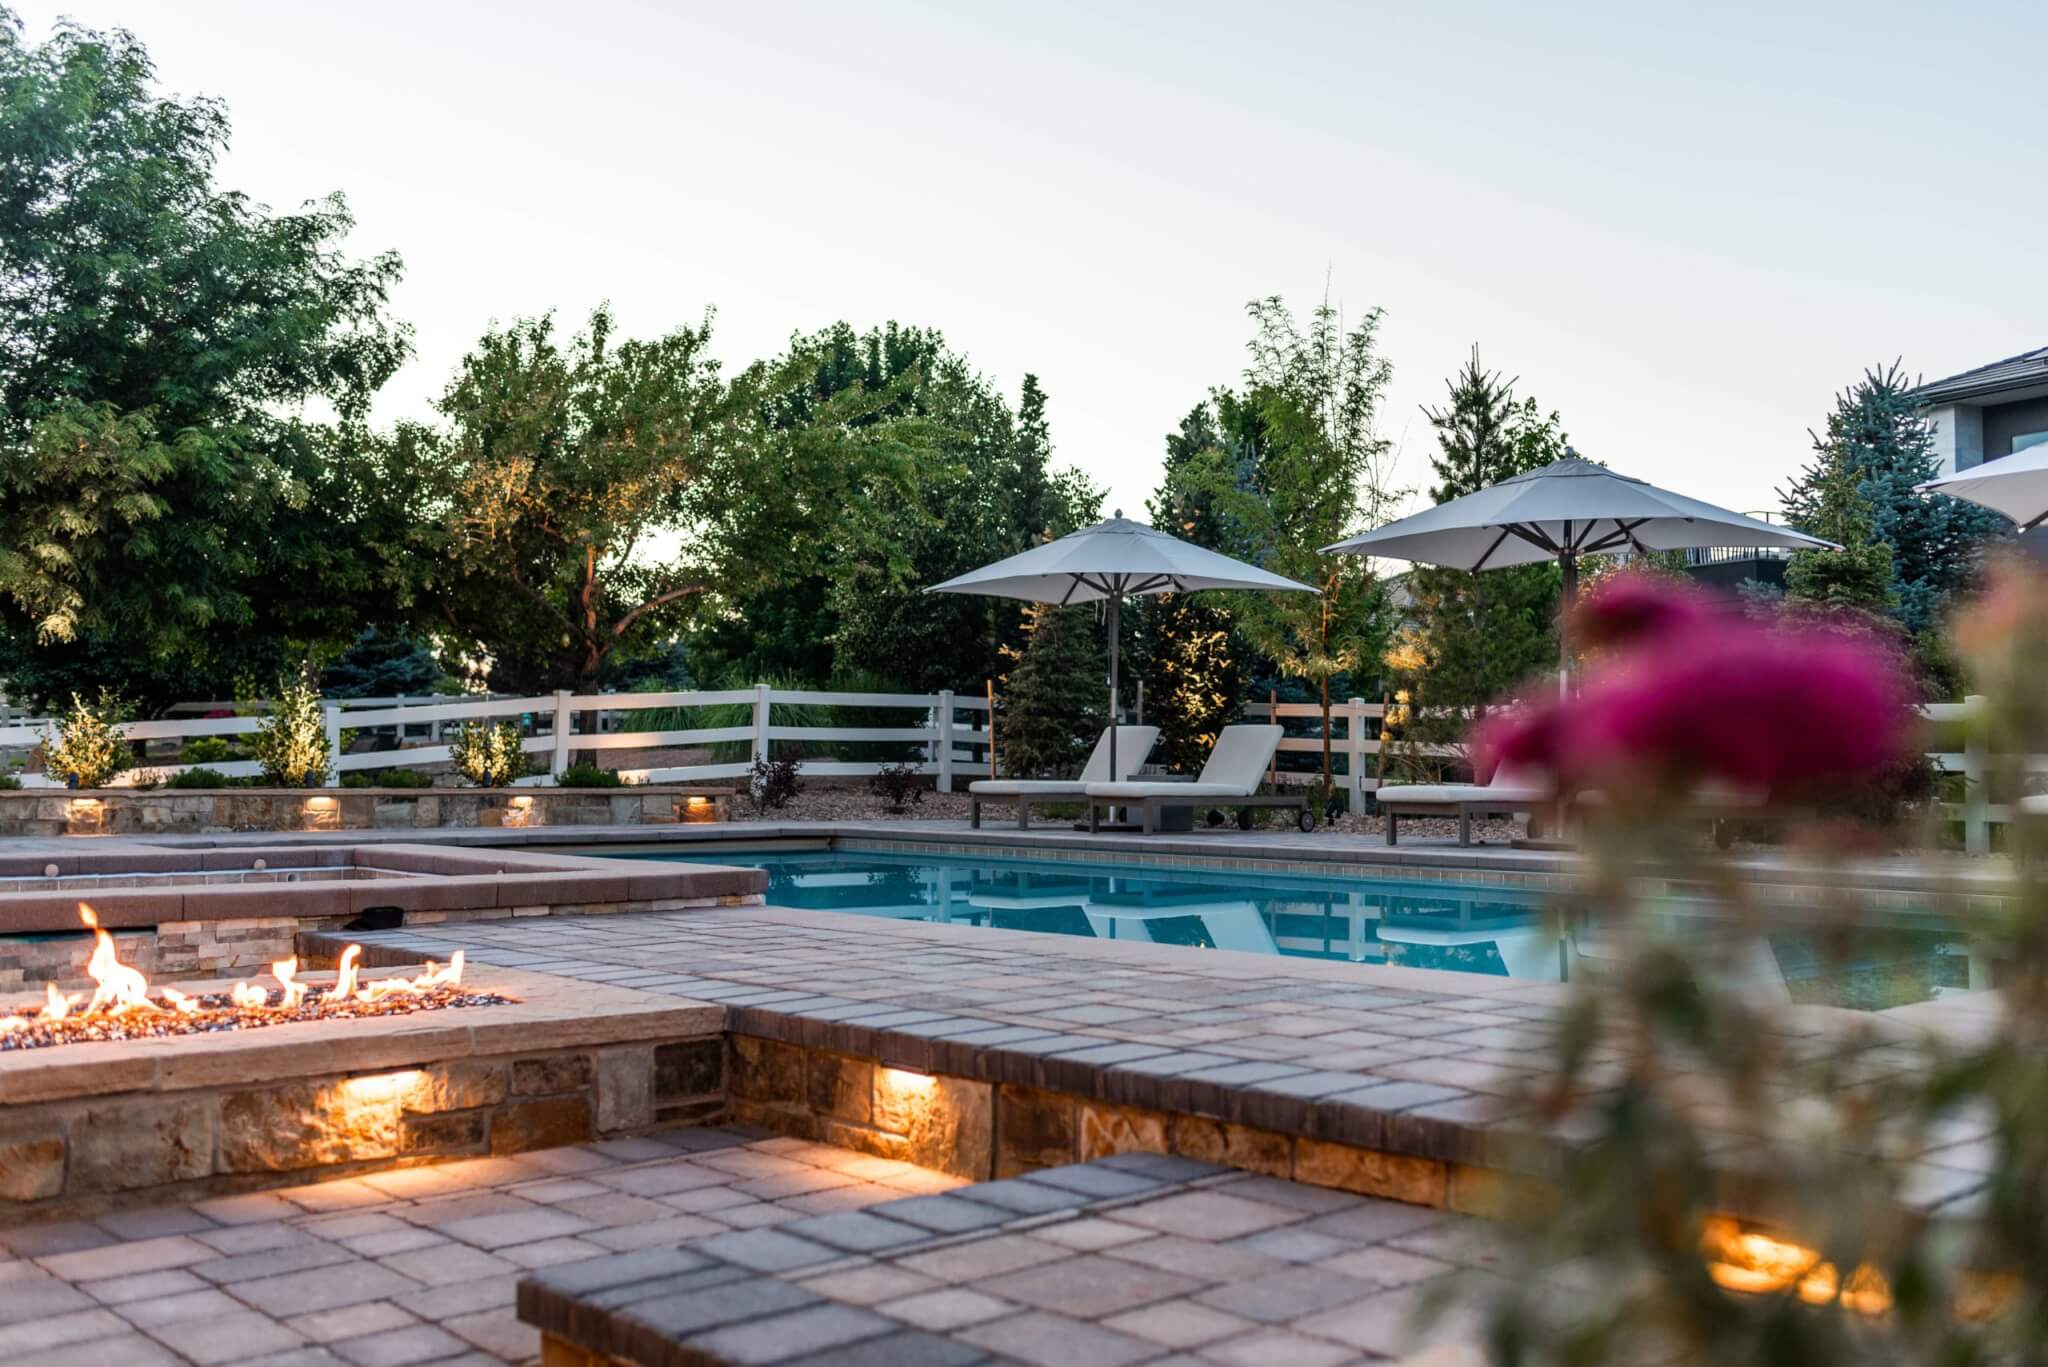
611;845;1977;1009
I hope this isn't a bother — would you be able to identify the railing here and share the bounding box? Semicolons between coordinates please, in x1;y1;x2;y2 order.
0;685;994;792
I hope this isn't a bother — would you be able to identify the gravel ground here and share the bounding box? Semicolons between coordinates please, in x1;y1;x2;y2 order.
726;780;1519;843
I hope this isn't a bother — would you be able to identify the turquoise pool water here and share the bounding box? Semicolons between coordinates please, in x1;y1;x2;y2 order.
610;845;1974;1007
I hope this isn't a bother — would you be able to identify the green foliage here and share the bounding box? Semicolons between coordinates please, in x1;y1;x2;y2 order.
1780;362;2005;634
179;736;238;765
0;11;417;708
1784;445;1900;613
999;603;1106;778
320;629;448;698
249;670;331;785
867;762;925;812
745;756;802;810
449;720;529;786
1387;349;1565;773
341;767;432;789
1142;406;1249;772
165;766;232;789
0;773;20;790
1177;297;1403;783
557;761;624;788
39;689;132;787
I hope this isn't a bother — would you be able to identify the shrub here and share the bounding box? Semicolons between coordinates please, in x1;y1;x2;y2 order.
40;690;134;788
746;756;802;811
0;774;20;791
557;761;624;788
250;670;332;786
450;720;530;786
179;735;237;765
341;768;433;789
867;762;925;813
166;767;233;789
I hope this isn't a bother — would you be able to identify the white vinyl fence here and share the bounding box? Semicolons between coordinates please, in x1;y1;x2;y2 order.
0;686;993;792
0;687;2017;849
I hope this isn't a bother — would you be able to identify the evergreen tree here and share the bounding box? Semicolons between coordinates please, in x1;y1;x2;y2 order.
998;603;1105;777
1387;349;1565;778
1140;406;1249;771
1780;362;2005;634
1783;460;1898;614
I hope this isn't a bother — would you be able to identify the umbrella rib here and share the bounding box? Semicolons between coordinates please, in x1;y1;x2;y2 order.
1058;577;1083;606
1504;522;1561;554
1469;526;1516;573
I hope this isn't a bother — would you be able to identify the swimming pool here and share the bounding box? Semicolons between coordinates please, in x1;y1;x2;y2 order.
608;844;1975;1009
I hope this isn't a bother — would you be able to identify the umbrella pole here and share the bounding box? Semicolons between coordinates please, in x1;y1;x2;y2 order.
1107;595;1121;782
1557;552;1577;699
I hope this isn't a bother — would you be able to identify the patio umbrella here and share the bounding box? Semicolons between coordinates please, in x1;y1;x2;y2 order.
1916;447;2048;529
928;512;1312;781
1322;455;1834;668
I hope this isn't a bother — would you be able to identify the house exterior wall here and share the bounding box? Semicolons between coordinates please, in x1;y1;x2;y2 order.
1929;403;1985;474
1983;396;2048;463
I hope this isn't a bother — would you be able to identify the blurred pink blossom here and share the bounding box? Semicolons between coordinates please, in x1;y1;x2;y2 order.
1477;580;1917;802
1571;571;1716;651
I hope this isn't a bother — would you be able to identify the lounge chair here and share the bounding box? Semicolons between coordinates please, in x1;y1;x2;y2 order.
968;726;1159;830
1084;724;1311;834
1375;765;1551;846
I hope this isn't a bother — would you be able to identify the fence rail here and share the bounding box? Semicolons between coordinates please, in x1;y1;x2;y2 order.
0;688;2024;848
0;684;994;793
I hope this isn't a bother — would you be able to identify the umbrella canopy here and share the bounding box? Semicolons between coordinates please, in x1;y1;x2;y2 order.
1916;447;2048;529
1322;456;1834;666
928;513;1312;782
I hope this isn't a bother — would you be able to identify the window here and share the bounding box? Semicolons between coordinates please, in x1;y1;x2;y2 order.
2015;431;2048;456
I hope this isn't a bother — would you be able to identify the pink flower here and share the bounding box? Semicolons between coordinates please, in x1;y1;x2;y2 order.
1571;572;1716;652
1477;613;1917;803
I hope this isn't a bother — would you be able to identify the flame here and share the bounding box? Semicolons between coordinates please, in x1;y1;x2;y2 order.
80;904;155;1015
0;910;485;1049
273;957;308;1009
1701;1217;1893;1314
327;945;362;1003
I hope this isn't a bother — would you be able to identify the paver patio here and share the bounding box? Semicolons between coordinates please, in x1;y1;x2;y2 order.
0;1127;961;1366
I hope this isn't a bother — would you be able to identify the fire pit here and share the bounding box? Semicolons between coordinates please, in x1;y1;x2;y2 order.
0;905;511;1052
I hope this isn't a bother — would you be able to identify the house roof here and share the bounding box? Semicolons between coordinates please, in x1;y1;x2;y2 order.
1913;345;2048;404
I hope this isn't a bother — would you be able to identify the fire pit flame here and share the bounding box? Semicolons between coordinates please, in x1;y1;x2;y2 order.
0;904;510;1051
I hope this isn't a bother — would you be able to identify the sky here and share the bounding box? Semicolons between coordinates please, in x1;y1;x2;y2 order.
18;0;2046;527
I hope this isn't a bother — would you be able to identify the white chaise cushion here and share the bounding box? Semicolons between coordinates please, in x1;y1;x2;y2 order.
1378;784;1547;806
1085;724;1284;801
970;725;1158;796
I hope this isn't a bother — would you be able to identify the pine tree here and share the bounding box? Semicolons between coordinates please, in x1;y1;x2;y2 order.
998;603;1105;777
1780;362;2005;634
1388;349;1565;777
1140;406;1249;771
1783;460;1898;613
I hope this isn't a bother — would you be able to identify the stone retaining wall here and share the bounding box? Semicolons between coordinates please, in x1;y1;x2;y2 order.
724;1034;1499;1212
0;785;729;837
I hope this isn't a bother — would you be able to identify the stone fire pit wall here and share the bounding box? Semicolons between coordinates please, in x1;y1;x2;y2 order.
0;844;764;990
0;967;726;1221
0;784;730;837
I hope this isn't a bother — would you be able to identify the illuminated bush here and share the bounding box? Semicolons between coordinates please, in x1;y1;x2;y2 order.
251;672;332;786
450;719;529;786
40;690;133;788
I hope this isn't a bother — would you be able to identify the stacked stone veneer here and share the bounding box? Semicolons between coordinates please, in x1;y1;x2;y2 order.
0;844;764;991
725;1035;1500;1213
0;785;728;837
0;968;727;1221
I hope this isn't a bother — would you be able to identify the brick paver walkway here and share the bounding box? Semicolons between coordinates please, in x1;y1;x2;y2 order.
0;1128;961;1365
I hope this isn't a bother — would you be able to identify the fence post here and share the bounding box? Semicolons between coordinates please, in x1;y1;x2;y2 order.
1963;693;1990;856
936;690;955;793
752;683;771;767
550;689;573;779
322;705;342;787
1347;696;1367;812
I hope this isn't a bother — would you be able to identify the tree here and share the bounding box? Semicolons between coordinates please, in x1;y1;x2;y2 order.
1184;297;1403;789
0;10;416;709
817;327;1100;692
1780;362;2005;634
1141;406;1249;772
1388;349;1566;775
1782;460;1897;614
997;603;1104;777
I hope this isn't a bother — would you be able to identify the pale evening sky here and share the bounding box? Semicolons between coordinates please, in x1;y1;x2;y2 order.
20;1;2046;528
